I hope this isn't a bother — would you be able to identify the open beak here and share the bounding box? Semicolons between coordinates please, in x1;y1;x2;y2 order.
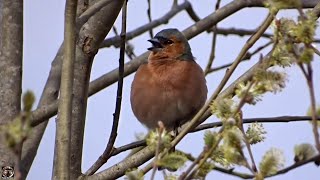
147;38;163;51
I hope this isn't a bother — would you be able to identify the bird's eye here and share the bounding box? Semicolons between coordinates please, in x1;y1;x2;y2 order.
164;39;174;45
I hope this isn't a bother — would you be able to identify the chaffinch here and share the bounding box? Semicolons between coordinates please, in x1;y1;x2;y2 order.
131;28;207;132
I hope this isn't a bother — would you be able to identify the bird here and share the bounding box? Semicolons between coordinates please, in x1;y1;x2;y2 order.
130;28;207;133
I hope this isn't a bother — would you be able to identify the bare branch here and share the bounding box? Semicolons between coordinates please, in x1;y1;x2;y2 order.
52;0;77;179
112;26;136;60
97;116;319;161
69;1;125;179
21;1;94;176
305;64;320;152
21;44;63;179
185;2;201;22
214;27;272;38
22;1;125;179
146;0;153;38
194;116;319;132
85;1;128;175
100;1;192;48
186;81;256;179
110;140;146;157
206;37;272;75
204;0;222;75
311;45;320;56
82;147;155;180
268;154;320;178
181;150;253;179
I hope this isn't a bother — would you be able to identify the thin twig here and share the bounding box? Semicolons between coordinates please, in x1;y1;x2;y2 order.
213;27;272;38
194;115;319;132
84;1;127;175
185;2;200;22
213;166;253;179
179;148;207;179
204;0;222;75
311;45;320;57
268;154;320;178
216;153;320;179
306;64;320;152
206;40;273;74
234;81;258;173
96;116;319;159
204;28;218;75
239;114;258;172
298;63;308;77
110;140;146;157
185;81;257;179
112;26;136;60
213;27;320;43
180;150;253;179
232;83;256;174
172;0;178;8
146;0;153;38
183;128;224;180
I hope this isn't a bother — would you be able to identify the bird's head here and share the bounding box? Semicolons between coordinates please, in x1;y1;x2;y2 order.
147;28;193;61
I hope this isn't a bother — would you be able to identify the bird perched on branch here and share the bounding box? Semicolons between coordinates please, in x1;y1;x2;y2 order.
130;28;207;133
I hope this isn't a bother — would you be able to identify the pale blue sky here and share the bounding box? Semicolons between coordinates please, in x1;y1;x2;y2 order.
24;0;320;179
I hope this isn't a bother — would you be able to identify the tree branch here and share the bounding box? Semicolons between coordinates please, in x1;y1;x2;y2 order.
100;1;193;48
81;147;155;180
304;64;320;152
181;150;253;179
76;0;112;29
85;1;127;175
69;1;125;179
52;0;77;179
146;0;153;38
195;116;319;132
21;2;93;177
204;0;222;75
86;116;318;160
268;154;320;178
21;44;63;179
0;0;23;178
22;0;125;179
206;40;272;74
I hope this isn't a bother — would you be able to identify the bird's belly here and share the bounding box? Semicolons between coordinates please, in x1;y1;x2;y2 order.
134;85;192;130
